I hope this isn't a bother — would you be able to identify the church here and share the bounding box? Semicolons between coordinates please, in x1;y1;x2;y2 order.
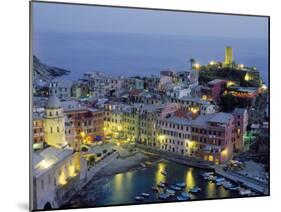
32;95;87;210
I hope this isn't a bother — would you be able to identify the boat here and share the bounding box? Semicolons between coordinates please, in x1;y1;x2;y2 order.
229;185;239;191
140;163;146;168
141;192;150;197
135;196;144;201
157;183;165;188
189;186;202;193
214;177;225;183
201;172;214;178
161;170;167;176
222;181;233;190
151;186;159;191
176;182;186;187
181;192;191;199
158;192;169;200
176;196;189;201
170;185;181;191
238;188;252;196
215;181;223;186
166;189;176;196
145;161;152;167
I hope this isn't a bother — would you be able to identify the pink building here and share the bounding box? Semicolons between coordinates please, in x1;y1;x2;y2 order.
232;108;248;150
156;112;235;164
201;79;226;102
191;113;235;163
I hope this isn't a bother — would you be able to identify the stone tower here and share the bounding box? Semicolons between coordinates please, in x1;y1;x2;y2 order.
224;46;233;67
43;95;67;148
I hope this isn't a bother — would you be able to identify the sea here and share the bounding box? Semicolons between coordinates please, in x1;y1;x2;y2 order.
33;30;269;85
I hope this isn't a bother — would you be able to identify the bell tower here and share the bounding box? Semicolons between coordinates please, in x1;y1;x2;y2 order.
43;95;67;148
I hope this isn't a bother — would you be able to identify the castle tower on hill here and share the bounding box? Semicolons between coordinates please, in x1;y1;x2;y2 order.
43;95;67;148
224;46;233;67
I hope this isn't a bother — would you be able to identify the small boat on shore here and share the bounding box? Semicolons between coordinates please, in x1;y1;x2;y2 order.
189;186;202;193
176;182;186;187
135;196;144;201
141;192;150;197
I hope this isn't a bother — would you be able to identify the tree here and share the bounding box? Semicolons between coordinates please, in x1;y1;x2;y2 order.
88;155;96;165
81;146;88;152
189;58;196;70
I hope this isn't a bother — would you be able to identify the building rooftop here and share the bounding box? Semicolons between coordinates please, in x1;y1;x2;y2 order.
164;112;233;127
33;147;74;177
45;95;61;109
208;79;226;85
209;112;234;124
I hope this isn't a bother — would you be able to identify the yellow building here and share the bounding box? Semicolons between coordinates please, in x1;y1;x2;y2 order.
43;96;67;148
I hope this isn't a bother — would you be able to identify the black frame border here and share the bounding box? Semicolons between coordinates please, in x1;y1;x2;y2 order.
29;1;270;211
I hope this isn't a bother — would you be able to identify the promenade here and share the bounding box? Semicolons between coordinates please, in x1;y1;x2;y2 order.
213;165;269;195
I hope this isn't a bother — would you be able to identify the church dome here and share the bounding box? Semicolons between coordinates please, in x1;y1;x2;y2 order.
45;95;61;109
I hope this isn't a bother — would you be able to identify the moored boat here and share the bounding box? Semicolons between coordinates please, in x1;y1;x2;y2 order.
141;192;150;197
158;192;169;200
135;196;144;201
157;182;165;188
151;186;158;191
222;181;233;189
176;182;186;187
166;189;176;196
170;185;181;191
189;186;202;193
181;192;191;199
238;187;252;195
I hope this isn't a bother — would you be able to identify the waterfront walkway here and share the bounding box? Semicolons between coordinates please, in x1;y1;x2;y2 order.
213;165;269;195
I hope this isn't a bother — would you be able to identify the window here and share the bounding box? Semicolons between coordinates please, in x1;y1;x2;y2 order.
50;127;53;133
57;127;59;133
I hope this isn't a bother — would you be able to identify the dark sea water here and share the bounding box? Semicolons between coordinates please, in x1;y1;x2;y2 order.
68;161;244;207
33;31;268;84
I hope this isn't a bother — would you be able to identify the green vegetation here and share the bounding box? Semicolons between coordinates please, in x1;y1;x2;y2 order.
81;146;88;152
199;66;261;87
88;155;96;166
219;94;252;112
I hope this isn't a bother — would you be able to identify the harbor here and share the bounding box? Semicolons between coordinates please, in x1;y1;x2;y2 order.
67;160;261;207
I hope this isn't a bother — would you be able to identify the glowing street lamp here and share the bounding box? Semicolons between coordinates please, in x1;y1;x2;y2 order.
193;63;200;70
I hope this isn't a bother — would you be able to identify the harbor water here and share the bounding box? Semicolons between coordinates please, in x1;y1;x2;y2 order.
68;161;244;207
